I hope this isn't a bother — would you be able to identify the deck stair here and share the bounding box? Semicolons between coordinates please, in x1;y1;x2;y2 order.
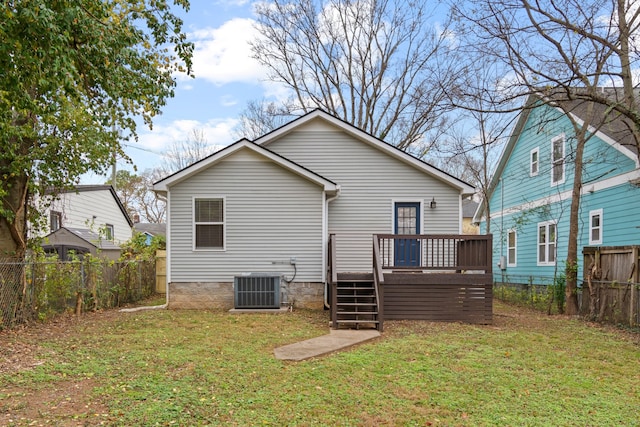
334;273;379;330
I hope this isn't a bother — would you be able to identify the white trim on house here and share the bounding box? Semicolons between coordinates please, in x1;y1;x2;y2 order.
550;133;566;186
486;168;640;220
507;229;517;267
589;208;603;245
474;93;640;224
458;196;463;234
537;220;558;266
165;190;171;305
154;139;339;196
568;111;640;168
255;110;475;195
530;147;540;177
322;186;342;283
192;196;226;252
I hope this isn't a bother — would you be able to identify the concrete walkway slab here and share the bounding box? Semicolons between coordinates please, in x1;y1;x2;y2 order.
274;329;381;361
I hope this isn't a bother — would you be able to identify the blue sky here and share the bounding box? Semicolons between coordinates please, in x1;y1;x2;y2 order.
84;0;278;183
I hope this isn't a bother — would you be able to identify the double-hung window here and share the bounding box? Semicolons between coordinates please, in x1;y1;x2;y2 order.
530;147;539;177
507;229;517;266
194;198;224;250
50;211;62;232
537;221;557;266
551;135;565;185
589;209;603;245
104;224;114;241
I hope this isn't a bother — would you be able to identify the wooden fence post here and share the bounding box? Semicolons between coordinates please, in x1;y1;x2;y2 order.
631;247;638;327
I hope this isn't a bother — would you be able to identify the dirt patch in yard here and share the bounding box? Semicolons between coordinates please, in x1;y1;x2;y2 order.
0;310;124;426
1;378;109;426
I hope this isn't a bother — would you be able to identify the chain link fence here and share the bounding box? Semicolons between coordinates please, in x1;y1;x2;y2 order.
0;257;155;330
495;273;639;327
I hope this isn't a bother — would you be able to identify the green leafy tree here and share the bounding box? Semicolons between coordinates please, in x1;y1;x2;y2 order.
108;169;167;223
0;0;193;258
107;170;143;220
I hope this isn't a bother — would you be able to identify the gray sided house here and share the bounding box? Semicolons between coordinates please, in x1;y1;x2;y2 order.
36;185;133;260
39;185;133;245
154;110;476;312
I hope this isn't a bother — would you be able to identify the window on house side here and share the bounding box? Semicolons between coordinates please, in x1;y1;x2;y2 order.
589;209;603;245
194;198;224;250
530;147;539;176
507;230;517;266
105;224;114;241
50;211;62;232
537;221;557;265
551;135;565;185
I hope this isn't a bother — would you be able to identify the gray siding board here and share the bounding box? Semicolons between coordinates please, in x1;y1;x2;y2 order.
268;130;462;272
40;189;132;244
169;153;324;282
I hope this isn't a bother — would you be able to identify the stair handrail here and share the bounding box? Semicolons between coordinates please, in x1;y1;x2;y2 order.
372;234;384;332
329;233;338;328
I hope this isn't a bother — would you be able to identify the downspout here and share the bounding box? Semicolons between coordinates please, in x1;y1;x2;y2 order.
165;190;171;308
324;186;341;309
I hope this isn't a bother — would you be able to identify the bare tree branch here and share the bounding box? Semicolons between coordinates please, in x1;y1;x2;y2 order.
248;0;460;152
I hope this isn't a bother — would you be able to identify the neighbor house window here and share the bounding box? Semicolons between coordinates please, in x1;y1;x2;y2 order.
104;224;114;241
194;198;224;250
530;147;539;177
551;135;565;185
537;221;557;265
589;209;603;245
507;229;517;266
50;211;62;232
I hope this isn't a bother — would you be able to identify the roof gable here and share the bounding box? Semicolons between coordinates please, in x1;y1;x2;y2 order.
255;109;474;194
43;227;122;251
153;139;338;194
475;93;640;222
53;185;133;227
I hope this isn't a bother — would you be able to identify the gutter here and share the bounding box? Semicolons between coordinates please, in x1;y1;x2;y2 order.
324;186;341;309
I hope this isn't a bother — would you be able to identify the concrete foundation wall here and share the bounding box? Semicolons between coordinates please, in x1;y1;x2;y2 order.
168;282;325;310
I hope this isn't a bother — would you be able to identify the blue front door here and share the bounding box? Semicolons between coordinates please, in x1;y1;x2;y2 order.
394;202;420;267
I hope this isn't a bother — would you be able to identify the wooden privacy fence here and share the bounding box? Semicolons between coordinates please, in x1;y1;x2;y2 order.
375;234;493;324
582;246;639;326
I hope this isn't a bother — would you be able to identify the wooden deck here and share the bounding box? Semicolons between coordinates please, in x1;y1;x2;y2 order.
329;234;493;331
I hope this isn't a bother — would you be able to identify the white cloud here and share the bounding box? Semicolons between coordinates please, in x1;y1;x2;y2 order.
215;0;250;6
220;94;239;107
185;18;267;86
126;118;240;171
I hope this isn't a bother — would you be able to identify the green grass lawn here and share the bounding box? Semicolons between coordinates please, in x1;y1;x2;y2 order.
1;301;639;426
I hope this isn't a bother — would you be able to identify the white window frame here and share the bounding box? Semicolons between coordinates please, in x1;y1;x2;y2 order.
50;210;62;232
507;229;517;267
193;197;226;251
589;209;603;245
105;224;114;241
537;220;557;266
530;147;539;177
551;134;566;186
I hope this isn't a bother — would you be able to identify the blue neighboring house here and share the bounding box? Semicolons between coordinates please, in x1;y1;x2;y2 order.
475;92;640;286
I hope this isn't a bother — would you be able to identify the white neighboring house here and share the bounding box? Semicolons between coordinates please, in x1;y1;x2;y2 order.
154;110;475;310
38;185;133;247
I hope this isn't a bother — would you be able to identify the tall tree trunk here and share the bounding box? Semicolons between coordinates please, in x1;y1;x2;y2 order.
0;168;30;327
0;171;29;259
565;133;587;315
